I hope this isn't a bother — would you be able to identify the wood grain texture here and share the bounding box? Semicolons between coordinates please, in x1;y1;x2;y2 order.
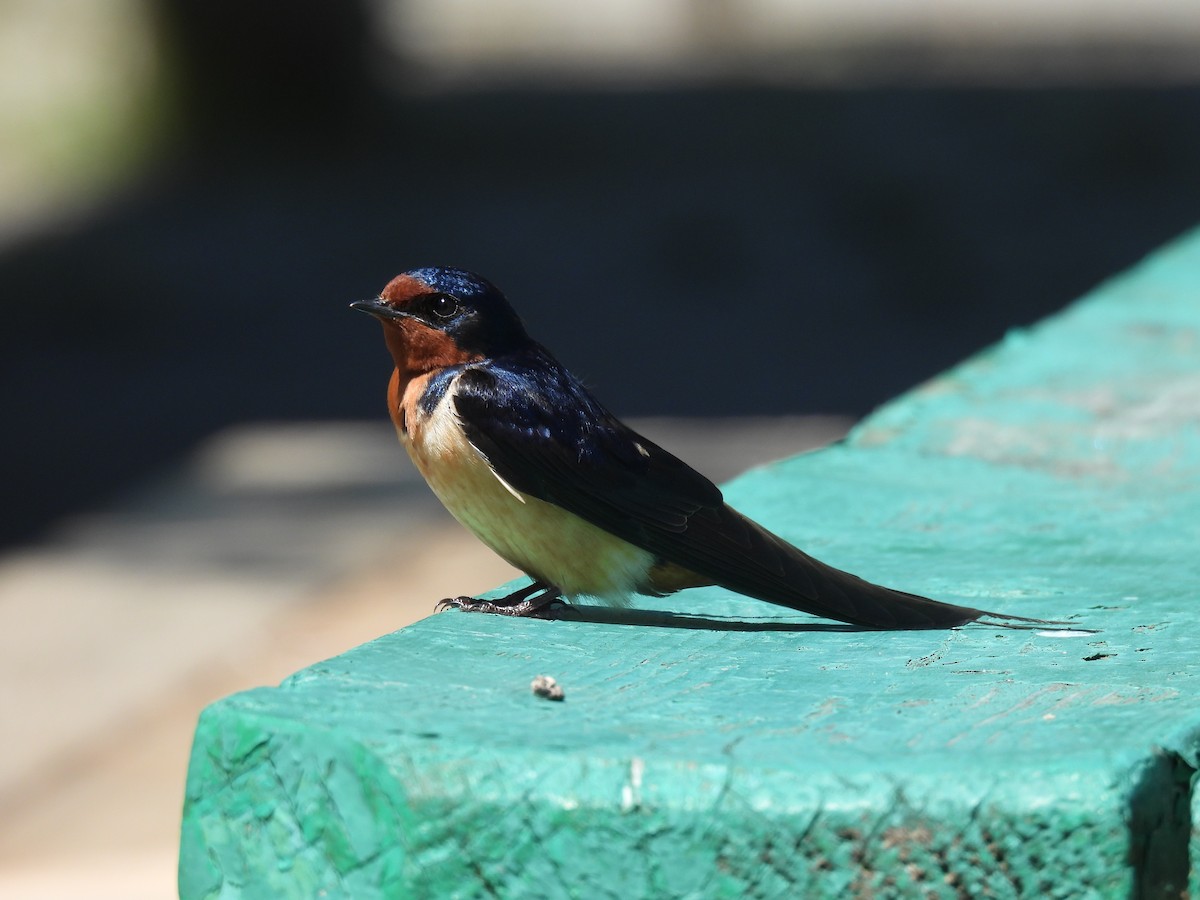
181;230;1200;898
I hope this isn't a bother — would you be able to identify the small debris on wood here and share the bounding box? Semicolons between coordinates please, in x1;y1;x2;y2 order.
531;674;564;701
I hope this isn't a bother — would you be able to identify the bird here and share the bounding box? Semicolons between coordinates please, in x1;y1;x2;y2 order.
351;267;1046;630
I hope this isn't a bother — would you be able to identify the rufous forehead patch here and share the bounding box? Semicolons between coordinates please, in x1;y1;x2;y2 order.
380;273;432;305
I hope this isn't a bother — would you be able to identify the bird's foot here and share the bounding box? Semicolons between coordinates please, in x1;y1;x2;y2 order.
436;581;565;619
436;595;560;617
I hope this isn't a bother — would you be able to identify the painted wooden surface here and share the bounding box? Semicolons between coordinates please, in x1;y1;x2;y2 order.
180;230;1200;898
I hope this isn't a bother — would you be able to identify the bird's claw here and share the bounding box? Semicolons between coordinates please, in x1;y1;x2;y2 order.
436;595;499;614
435;594;567;619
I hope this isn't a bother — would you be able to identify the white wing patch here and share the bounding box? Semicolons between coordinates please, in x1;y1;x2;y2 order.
470;441;527;504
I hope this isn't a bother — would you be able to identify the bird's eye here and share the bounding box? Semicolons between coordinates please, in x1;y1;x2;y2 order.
428;293;460;319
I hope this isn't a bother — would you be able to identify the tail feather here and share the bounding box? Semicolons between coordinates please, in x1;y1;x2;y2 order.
665;505;1062;630
739;557;989;630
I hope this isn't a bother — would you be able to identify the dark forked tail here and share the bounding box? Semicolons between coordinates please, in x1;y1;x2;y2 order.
657;503;1057;630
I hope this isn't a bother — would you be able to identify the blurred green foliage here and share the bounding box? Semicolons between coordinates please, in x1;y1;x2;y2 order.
0;1;163;231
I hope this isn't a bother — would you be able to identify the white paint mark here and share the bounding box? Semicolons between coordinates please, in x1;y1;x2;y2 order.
1036;630;1092;638
621;756;645;812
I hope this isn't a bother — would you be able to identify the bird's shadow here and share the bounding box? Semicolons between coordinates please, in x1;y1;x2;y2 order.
535;604;865;632
446;601;1093;634
547;606;1093;634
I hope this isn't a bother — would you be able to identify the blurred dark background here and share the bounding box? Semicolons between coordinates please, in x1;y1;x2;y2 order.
4;0;1200;549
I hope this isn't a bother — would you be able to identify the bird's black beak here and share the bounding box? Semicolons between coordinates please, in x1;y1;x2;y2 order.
350;297;410;321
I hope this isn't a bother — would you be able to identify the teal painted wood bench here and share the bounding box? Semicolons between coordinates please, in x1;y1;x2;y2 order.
179;231;1200;898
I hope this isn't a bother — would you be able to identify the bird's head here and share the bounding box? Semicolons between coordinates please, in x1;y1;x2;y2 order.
351;267;530;374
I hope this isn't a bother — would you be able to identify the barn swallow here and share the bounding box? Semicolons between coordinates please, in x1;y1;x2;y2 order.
351;267;1043;629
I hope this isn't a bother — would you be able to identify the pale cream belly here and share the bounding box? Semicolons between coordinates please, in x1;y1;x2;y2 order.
401;393;654;605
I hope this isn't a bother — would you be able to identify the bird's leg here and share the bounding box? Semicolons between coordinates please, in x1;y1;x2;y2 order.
437;581;566;618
